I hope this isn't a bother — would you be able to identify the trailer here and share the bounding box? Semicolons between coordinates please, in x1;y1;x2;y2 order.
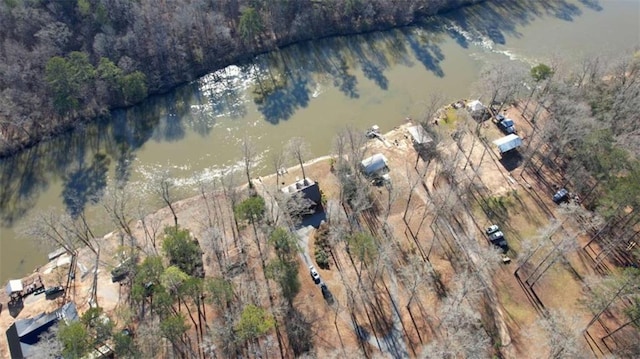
493;134;522;154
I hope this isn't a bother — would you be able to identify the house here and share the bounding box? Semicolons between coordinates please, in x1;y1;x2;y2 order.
466;100;486;113
6;302;79;358
360;153;389;177
5;280;23;302
407;125;433;148
493;134;523;154
281;177;322;209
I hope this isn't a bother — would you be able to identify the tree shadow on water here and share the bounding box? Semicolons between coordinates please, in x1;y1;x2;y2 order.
403;27;445;77
578;0;603;12
61;153;110;218
258;76;310;124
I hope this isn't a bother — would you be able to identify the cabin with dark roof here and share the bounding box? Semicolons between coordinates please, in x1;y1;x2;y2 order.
281;177;322;210
5;302;78;358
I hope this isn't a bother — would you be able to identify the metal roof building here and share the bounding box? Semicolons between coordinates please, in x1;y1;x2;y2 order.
360;154;388;176
493;134;523;154
407;125;433;146
5;302;78;358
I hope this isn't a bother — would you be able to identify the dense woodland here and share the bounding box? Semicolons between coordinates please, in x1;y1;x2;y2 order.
0;0;483;156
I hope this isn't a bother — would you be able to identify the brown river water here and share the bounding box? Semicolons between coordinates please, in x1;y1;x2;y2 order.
1;0;638;281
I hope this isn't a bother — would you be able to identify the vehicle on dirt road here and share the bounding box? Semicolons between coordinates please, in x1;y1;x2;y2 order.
309;265;321;284
553;188;569;204
486;225;500;235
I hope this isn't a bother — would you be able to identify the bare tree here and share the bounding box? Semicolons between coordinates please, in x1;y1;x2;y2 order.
271;147;286;190
420;93;447;125
148;168;179;228
101;183;136;239
530;309;587;359
476;61;526;115
241;136;258;188
286;136;310;180
423;270;490;358
136;204;162;253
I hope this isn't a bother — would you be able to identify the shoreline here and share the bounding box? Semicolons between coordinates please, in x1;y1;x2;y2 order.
0;0;485;159
3;125;410;285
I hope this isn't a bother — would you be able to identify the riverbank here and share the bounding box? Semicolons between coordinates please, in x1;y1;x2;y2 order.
0;0;486;158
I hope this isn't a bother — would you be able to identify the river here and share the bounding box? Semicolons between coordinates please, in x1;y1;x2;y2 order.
1;0;638;282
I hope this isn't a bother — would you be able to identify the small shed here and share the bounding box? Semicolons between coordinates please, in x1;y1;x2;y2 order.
361;154;388;176
467;100;485;112
407;125;433;146
5;280;23;297
493;134;523;154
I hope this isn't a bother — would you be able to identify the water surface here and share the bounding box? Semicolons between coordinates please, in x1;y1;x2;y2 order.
1;0;638;281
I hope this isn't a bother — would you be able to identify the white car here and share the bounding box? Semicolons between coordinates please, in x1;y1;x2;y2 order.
309;265;321;284
486;225;500;235
489;231;505;242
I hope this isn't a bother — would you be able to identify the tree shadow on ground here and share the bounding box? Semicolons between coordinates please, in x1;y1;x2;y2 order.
499;151;524;172
284;307;314;356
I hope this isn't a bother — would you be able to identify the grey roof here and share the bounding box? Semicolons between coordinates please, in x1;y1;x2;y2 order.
6;302;78;358
407;125;433;145
493;134;522;153
361;154;388;175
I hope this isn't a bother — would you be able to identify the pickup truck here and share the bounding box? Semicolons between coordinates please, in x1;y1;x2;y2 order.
496;114;516;134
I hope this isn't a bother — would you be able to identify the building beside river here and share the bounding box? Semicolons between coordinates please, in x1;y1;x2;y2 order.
5;302;78;358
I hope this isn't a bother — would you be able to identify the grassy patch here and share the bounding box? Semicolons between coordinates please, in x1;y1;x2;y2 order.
441;107;459;130
497;282;535;324
481;193;516;221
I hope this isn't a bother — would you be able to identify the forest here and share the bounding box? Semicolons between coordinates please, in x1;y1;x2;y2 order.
0;0;483;156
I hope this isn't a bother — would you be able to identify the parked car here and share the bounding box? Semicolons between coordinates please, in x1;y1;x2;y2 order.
553;188;569;204
320;283;334;303
45;286;64;299
488;230;509;252
498;118;516;134
309;265;321;284
486;225;500;235
111;266;130;283
489;231;504;242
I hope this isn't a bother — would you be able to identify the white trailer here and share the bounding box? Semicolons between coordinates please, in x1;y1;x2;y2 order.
493;134;522;154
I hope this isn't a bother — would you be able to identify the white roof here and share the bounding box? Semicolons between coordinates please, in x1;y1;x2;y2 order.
6;279;23;295
361;153;388;175
493;134;522;153
407;125;433;145
467;100;485;112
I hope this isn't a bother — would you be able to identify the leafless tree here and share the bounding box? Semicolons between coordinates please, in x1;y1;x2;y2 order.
476;61;526;115
423;270;490;358
277;191;315;228
271;147;286;190
529;309;587;359
25;207;100;256
101;183;136;240
286;136;310;180
148;168;179;228
420;93;447;125
201;226;227;271
135;316;166;358
333;125;368;175
136;204;162;254
241;135;258;188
